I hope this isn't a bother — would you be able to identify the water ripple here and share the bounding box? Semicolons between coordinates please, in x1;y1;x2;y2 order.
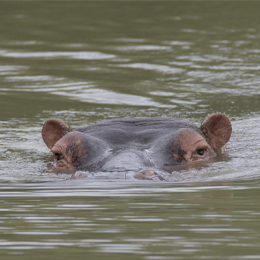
117;63;184;74
115;45;172;51
0;50;115;60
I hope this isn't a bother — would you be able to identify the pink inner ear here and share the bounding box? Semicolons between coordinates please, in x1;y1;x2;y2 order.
42;119;71;149
201;113;232;152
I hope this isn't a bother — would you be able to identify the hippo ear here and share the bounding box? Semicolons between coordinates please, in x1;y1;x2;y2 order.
200;113;232;152
42;119;72;149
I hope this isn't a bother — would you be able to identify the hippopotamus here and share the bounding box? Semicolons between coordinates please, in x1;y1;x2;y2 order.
42;113;232;180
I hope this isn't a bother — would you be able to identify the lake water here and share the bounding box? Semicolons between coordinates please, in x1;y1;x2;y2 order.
1;2;260;259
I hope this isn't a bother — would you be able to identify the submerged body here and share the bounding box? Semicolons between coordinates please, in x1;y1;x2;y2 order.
42;113;232;179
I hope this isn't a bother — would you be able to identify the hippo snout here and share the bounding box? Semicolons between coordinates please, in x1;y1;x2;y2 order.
99;149;154;173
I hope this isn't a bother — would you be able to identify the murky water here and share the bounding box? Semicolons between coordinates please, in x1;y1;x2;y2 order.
1;2;260;259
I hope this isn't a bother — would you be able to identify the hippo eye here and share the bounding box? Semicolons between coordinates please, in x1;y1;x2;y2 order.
54;153;64;161
196;149;205;156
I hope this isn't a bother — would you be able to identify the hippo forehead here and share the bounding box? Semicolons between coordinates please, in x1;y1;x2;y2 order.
75;117;200;147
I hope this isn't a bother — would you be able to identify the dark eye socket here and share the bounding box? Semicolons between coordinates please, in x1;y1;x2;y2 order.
196;149;206;156
54;153;64;161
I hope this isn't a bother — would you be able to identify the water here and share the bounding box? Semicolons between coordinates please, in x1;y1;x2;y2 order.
1;1;260;259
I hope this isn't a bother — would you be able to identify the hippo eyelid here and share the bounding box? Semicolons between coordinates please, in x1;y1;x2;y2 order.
54;153;64;161
196;148;206;156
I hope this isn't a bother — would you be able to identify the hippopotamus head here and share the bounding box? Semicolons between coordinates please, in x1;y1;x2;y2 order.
42;113;232;179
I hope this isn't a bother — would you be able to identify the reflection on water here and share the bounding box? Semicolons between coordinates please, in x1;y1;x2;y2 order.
0;180;260;259
0;50;115;60
1;1;260;259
